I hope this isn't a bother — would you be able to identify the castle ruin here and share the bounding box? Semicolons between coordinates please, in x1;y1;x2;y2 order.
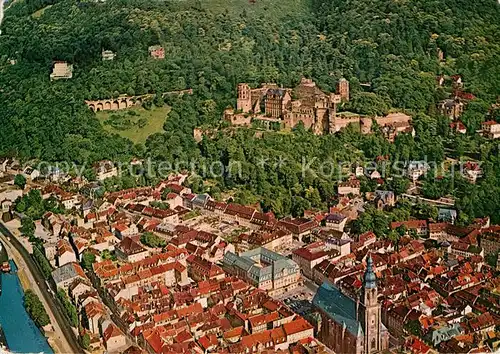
225;78;354;135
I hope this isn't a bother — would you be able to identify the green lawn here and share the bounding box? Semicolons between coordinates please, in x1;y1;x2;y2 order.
180;0;311;19
31;5;52;18
96;105;170;144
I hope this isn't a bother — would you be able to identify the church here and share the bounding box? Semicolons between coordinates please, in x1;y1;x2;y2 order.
312;256;389;353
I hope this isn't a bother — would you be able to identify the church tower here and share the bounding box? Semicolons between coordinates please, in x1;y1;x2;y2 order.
360;255;381;354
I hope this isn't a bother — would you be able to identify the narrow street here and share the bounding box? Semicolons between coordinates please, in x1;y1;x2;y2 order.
0;222;82;354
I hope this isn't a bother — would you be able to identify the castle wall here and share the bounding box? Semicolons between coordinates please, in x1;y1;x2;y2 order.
375;112;411;126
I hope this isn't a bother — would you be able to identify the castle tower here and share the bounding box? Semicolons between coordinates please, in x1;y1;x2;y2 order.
336;78;350;102
237;83;252;113
360;255;381;354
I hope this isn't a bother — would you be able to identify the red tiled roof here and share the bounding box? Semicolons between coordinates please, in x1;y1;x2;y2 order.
103;323;123;342
198;333;218;350
390;220;427;230
283;318;313;336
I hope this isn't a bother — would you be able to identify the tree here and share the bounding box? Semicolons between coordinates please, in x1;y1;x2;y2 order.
396;225;407;237
100;249;116;261
33;245;53;279
81;251;96;271
347;92;391;116
14;174;26;189
140;232;166;248
57;289;78;327
20;217;35;237
404;319;423;337
385;178;410;196
24;289;50;328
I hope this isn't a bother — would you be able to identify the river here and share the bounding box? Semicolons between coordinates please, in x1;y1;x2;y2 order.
0;260;53;353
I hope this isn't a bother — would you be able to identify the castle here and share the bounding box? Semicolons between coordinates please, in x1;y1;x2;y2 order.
225;78;361;135
224;78;414;139
312;255;389;353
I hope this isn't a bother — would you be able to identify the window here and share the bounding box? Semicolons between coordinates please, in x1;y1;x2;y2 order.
371;338;376;349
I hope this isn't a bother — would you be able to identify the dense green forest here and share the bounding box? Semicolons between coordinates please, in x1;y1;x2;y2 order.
0;0;499;223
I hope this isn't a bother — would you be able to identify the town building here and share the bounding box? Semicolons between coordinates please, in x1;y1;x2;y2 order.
56;239;78;266
102;50;116;61
50;61;73;81
148;45;165;59
325;212;348;232
407;161;430;182
373;190;395;210
223;247;300;296
438;99;464;119
277;217;318;242
338;178;361;196
292;242;331;278
479;228;500;256
390;220;428;237
481;120;500;139
93;160;118;181
103;323;127;352
115;237;150;263
52;262;87;290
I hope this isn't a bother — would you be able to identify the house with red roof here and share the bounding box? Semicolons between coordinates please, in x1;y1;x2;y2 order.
84;301;106;335
283;317;314;346
463;161;482;184
188;255;225;281
198;333;218;353
292;242;331;278
115;237;150;263
103;323;127;352
390;220;428;237
165;192;183;209
56;238;78;266
113;222;139;240
450;121;467;134
405;336;433;354
277;217;318;242
338;177;361;196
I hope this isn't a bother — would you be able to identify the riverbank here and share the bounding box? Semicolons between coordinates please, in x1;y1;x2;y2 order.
0;260;53;353
0;223;81;353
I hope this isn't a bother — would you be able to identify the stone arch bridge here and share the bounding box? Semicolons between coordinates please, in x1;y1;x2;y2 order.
85;89;193;112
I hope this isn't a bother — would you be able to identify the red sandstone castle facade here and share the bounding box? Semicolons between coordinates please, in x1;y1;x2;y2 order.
226;78;354;135
225;78;413;139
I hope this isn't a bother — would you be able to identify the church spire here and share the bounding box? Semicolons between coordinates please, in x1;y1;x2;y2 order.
364;254;377;289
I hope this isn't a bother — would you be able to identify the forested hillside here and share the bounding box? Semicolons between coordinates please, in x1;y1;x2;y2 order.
0;0;499;223
0;0;498;161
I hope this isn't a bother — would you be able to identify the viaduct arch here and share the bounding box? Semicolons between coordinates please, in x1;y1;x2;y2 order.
85;89;193;113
